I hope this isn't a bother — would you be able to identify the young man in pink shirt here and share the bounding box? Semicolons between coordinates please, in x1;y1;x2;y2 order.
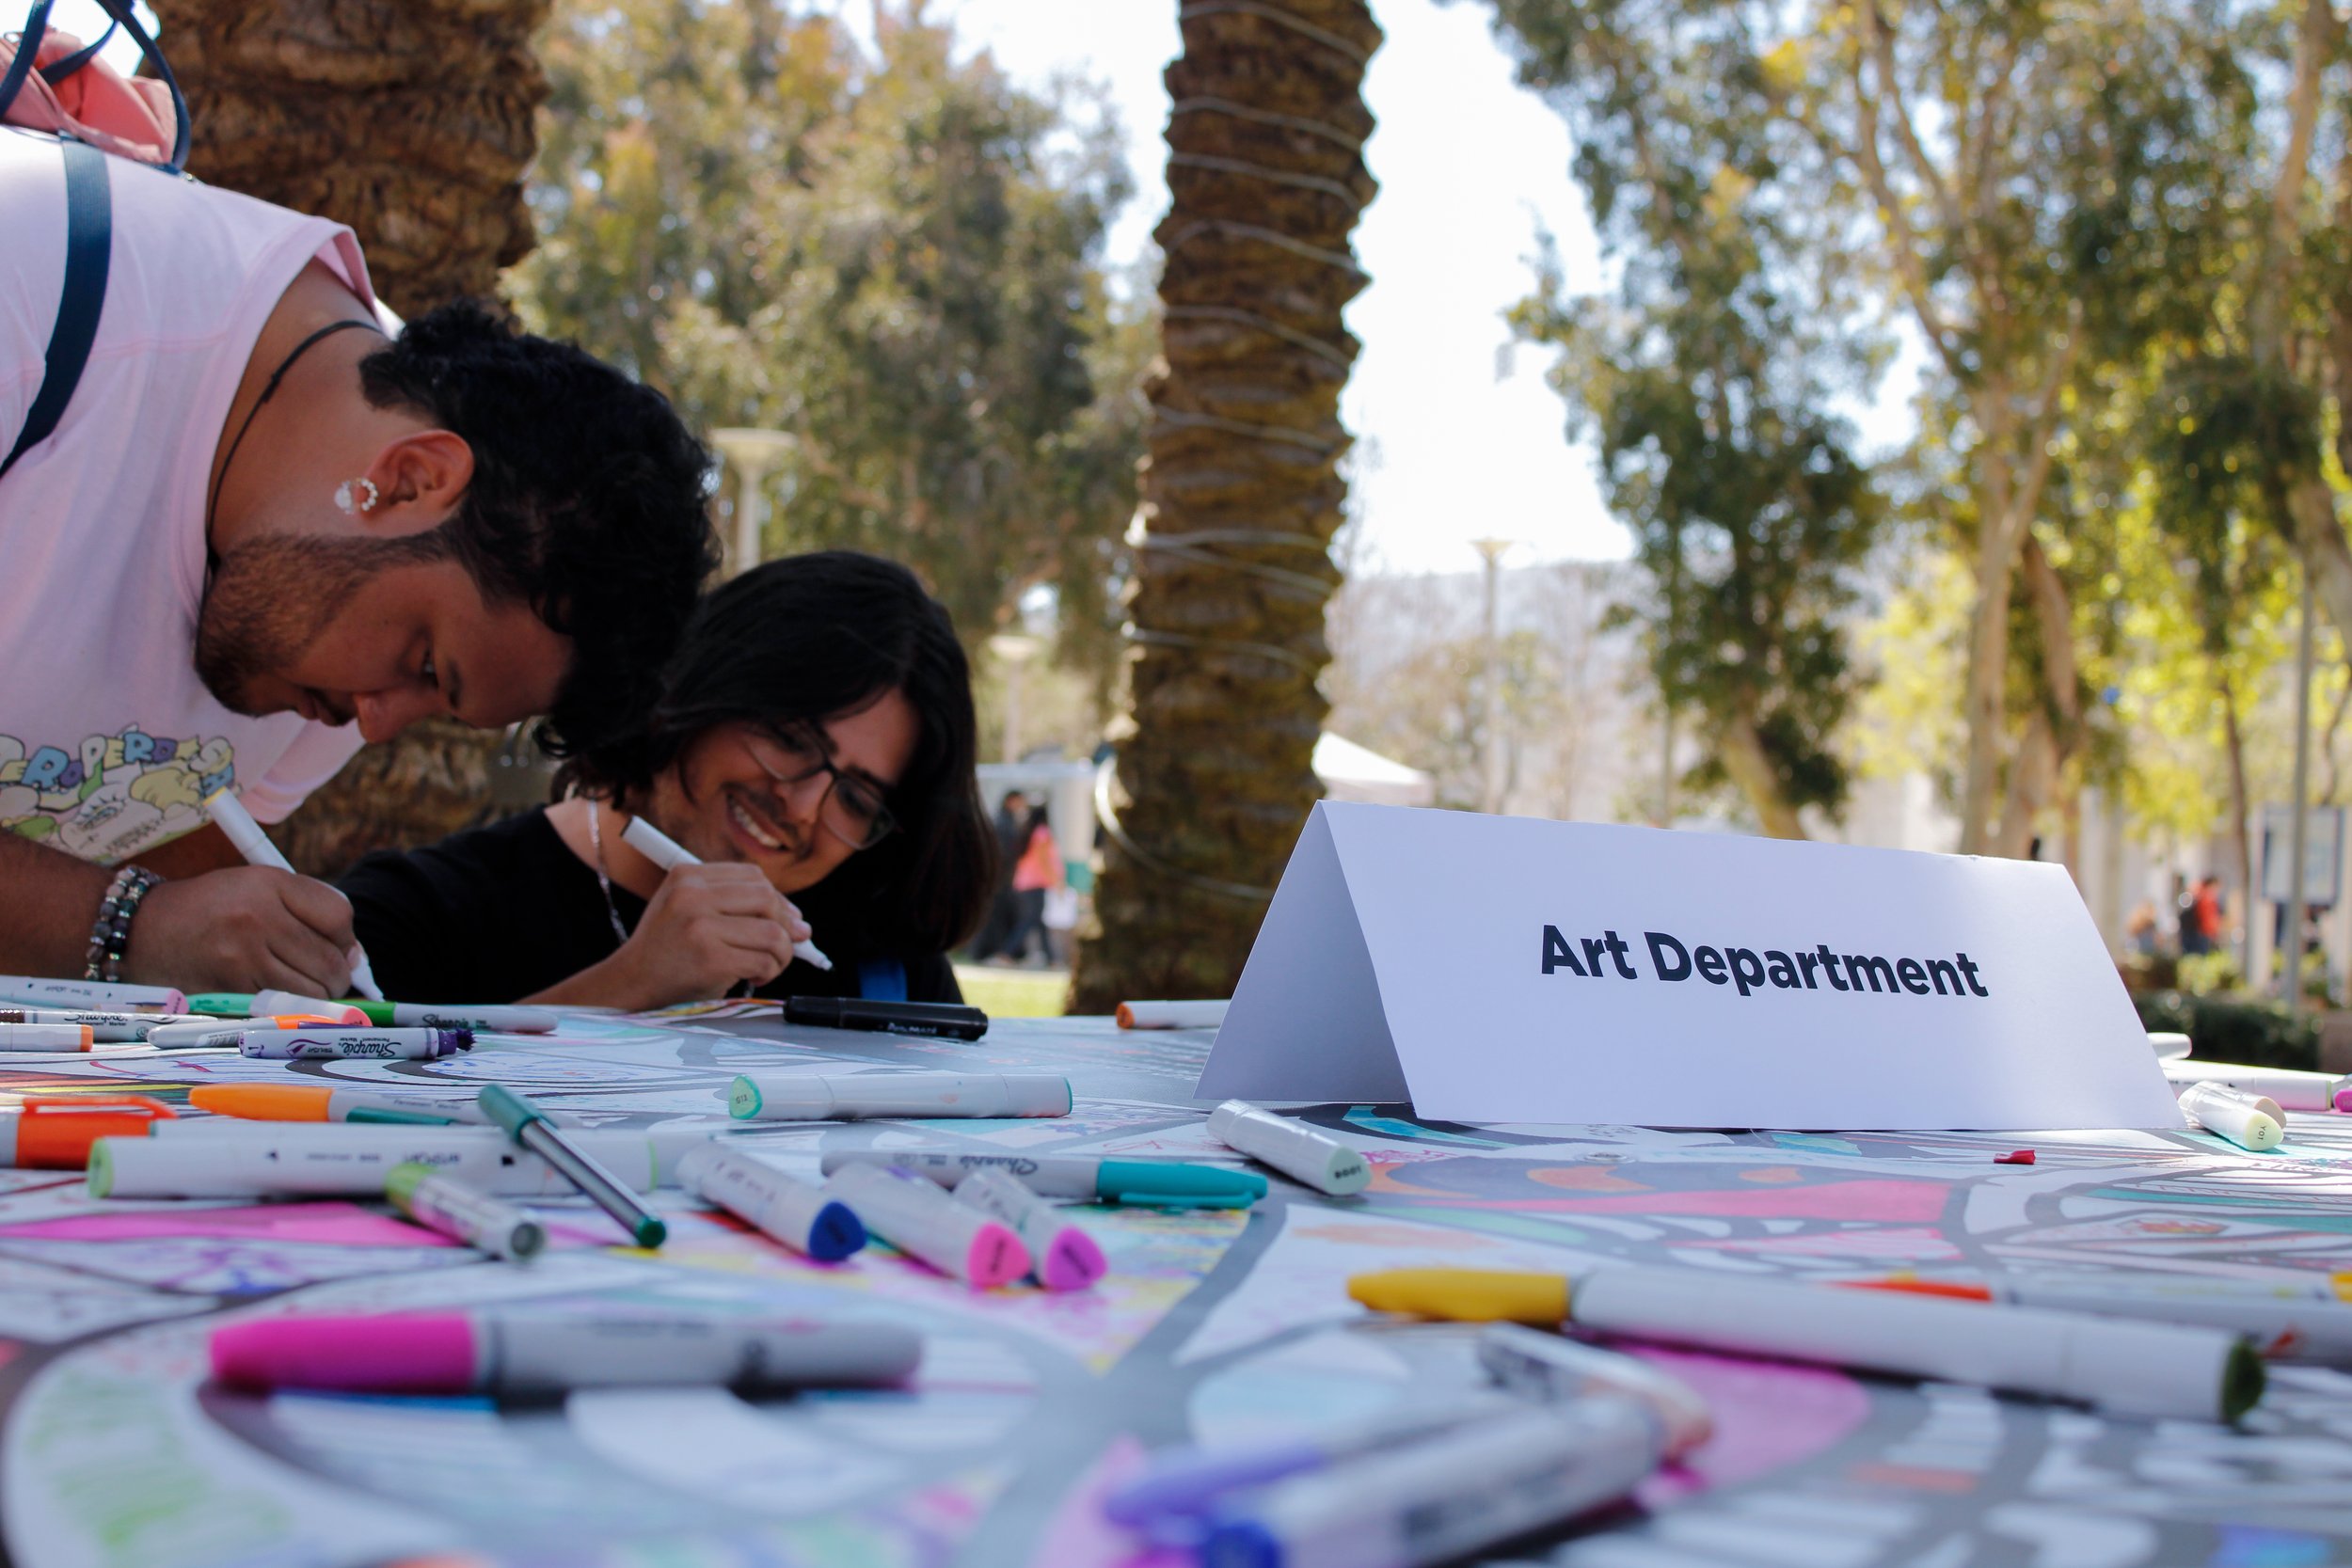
0;126;720;995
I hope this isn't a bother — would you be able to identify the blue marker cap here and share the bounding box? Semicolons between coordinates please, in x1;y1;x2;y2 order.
807;1199;867;1262
1200;1520;1282;1568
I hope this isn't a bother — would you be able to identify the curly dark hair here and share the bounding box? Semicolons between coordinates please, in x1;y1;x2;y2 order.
356;301;722;758
567;551;995;957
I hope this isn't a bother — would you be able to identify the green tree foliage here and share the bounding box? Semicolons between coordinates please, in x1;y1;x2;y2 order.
512;0;1150;666
1495;6;1883;837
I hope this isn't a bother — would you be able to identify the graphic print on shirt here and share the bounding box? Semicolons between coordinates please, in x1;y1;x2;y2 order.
0;727;235;864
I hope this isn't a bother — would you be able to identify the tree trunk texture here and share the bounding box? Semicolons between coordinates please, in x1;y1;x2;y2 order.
1067;0;1378;1010
152;0;552;879
1990;533;2081;859
1715;708;1806;840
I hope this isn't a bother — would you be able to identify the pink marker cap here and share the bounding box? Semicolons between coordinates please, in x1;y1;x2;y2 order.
212;1313;478;1394
965;1221;1031;1288
1040;1225;1108;1291
2337;1085;2352;1114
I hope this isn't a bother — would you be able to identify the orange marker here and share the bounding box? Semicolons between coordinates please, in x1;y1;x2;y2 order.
0;1023;96;1052
189;1084;464;1126
0;1096;175;1167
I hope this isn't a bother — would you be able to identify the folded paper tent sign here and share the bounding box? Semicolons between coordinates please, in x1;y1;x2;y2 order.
1199;802;2184;1132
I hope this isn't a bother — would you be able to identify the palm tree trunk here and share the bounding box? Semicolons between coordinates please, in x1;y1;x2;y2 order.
1068;0;1379;1009
151;0;552;878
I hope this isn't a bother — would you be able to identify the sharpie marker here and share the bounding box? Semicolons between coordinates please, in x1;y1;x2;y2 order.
242;1027;472;1061
0;1023;95;1052
0;975;184;1013
349;1001;561;1034
210;1309;922;1396
386;1163;545;1259
823;1162;1028;1286
1197;1400;1663;1568
783;995;988;1041
1475;1323;1714;1454
146;1018;343;1051
2177;1081;2285;1151
1349;1266;2265;1423
676;1142;866;1261
818;1148;1266;1208
1207;1101;1369;1196
1852;1273;2352;1365
620;816;833;973
248;990;371;1025
0;1008;162;1043
2164;1058;2349;1113
90;1125;712;1198
730;1072;1071;1121
952;1167;1106;1290
188;1084;472;1126
0;1097;175;1168
204;790;383;1001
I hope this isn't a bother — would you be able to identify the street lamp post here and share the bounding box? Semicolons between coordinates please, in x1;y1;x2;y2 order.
1470;537;1517;816
708;428;799;578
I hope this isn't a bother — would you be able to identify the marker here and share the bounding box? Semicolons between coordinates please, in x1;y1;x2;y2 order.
1196;1400;1663;1568
248;990;371;1024
1475;1323;1714;1455
241;1027;472;1061
188;1084;471;1126
480;1084;666;1248
386;1162;545;1259
1207;1100;1369;1196
620;816;833;972
91;1125;708;1198
729;1072;1071;1121
675;1142;866;1261
1104;1395;1517;1527
951;1167;1105;1290
818;1148;1265;1208
146;1017;341;1050
0;975;184;1012
2177;1081;2285;1151
204;789;384;1001
1116;999;1228;1030
822;1162;1028;1286
187;993;259;1017
210;1309;922;1396
2164;1058;2348;1113
0;1008;163;1042
349;1001;560;1034
0;1097;175;1168
2148;1031;2192;1059
783;995;987;1041
1348;1266;2265;1423
0;1023;96;1052
1851;1273;2352;1364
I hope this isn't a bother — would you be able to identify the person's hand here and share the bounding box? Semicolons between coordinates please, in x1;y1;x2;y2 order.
127;866;356;996
594;863;812;1010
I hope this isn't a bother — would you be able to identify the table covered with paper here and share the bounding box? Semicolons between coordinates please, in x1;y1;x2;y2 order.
2;1005;2351;1568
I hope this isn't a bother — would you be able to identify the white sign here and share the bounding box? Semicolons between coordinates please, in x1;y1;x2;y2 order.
1200;803;2183;1131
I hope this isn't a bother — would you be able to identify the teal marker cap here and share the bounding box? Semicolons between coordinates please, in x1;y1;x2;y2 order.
1095;1159;1266;1209
728;1076;762;1119
186;993;257;1017
349;1105;458;1127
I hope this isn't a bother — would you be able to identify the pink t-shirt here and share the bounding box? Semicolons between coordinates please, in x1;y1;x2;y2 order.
0;128;377;864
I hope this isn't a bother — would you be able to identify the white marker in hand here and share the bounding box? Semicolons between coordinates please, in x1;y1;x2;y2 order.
620;816;832;972
201;790;385;1001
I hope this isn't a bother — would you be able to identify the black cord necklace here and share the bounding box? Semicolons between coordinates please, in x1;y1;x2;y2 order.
205;317;382;535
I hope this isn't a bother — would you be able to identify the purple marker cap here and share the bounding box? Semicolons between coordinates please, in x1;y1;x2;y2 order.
1040;1225;1108;1291
1103;1439;1327;1526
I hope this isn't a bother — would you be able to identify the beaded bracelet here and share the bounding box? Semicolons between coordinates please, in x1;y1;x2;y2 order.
84;865;163;983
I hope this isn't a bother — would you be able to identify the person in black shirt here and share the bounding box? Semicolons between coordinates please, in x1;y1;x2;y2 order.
341;552;994;1009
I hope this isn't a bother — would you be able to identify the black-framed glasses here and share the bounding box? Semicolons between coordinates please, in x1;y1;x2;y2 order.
741;725;897;852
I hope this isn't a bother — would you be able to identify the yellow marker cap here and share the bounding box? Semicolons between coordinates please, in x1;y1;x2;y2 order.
1348;1268;1570;1324
2332;1273;2352;1305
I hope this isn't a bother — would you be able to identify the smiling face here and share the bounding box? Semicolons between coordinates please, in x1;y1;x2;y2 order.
644;689;922;895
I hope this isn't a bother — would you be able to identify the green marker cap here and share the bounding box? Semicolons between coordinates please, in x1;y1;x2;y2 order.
728;1075;762;1119
186;993;256;1017
384;1160;432;1209
1095;1159;1267;1209
351;1000;398;1026
2222;1338;2267;1423
87;1141;114;1198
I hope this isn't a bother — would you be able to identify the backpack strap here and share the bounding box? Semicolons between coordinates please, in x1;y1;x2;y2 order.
0;0;55;123
1;135;111;481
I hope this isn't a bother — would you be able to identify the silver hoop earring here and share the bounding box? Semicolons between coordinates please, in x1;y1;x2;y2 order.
333;477;381;515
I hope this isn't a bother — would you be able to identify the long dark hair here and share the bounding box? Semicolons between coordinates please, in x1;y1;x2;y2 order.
568;551;993;955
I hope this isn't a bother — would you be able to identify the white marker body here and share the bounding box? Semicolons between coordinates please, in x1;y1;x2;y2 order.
1571;1265;2249;1421
145;1022;260;1050
475;1314;918;1394
392;1172;545;1259
2147;1032;2192;1059
1991;1279;2352;1365
952;1167;1107;1290
390;1004;560;1034
99;1126;711;1197
823;1162;1027;1285
818;1148;1104;1196
735;1072;1072;1121
0;1024;93;1051
2163;1058;2346;1113
241;1029;460;1061
0;1009;157;1042
0;975;184;1013
1207;1100;1370;1196
1475;1323;1713;1455
1202;1401;1661;1568
2176;1081;2286;1151
248;990;371;1024
204;793;383;1000
1116;1000;1229;1030
676;1143;838;1256
619;816;832;971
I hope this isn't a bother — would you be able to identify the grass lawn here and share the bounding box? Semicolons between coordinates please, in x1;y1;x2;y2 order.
953;964;1072;1019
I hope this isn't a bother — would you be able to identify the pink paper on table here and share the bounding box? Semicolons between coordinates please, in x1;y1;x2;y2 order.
1629;1346;1872;1501
0;1202;450;1247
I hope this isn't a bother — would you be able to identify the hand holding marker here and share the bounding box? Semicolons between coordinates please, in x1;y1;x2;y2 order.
620;816;831;973
202;790;383;1001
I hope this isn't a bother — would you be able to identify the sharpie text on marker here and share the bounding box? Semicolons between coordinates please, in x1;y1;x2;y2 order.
1539;927;1991;1000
